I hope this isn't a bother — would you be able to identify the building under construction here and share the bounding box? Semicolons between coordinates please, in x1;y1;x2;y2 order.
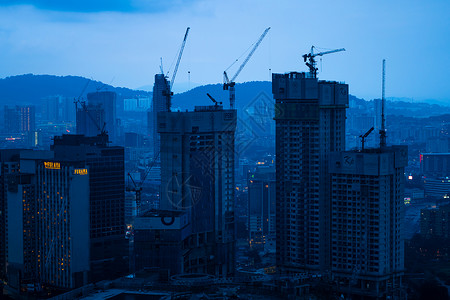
134;104;237;277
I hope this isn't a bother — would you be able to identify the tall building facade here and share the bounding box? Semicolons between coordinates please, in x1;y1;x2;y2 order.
155;104;236;277
151;74;170;155
248;167;276;246
76;103;105;137
5;150;90;291
0;149;22;282
329;146;407;297
30;156;90;289
51;134;127;282
87;91;117;142
273;72;348;273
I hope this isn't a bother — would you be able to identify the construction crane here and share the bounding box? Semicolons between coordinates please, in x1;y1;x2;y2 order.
359;127;374;151
223;27;271;109
206;93;222;107
302;46;345;78
126;154;159;215
163;27;190;112
74;78;108;137
76;100;106;132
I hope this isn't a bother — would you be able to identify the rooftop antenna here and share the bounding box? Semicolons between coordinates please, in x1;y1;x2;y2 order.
360;127;374;151
380;59;387;147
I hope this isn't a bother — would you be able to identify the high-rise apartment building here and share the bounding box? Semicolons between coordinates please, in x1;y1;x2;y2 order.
273;72;348;273
154;104;236;277
87;91;117;142
329;146;407;297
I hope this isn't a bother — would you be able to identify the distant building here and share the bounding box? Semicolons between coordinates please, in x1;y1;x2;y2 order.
426;137;450;153
248;166;275;246
87;91;117;142
76;103;105;137
420;204;450;238
424;177;450;200
273;72;348;273
329;146;407;298
422;153;450;178
125;132;144;148
124;97;151;112
41;95;75;123
4;106;35;133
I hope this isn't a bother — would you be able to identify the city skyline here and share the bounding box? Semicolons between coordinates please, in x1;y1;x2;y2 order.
0;1;449;101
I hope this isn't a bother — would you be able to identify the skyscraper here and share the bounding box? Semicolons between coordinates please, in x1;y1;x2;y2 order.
273;72;348;273
76;103;105;137
154;104;236;277
5;150;90;291
329;146;407;297
151;74;170;155
27;153;90;289
87;91;117;142
51;134;127;282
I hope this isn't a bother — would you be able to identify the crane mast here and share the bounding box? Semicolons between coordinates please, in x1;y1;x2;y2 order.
302;46;345;78
223;27;271;109
171;27;190;90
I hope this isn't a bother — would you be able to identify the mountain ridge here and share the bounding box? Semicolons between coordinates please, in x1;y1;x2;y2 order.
1;74;449;118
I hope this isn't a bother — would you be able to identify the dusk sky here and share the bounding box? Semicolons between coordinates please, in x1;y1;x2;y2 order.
0;0;448;101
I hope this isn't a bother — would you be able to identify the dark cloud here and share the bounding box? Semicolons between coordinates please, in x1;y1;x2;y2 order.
0;0;184;13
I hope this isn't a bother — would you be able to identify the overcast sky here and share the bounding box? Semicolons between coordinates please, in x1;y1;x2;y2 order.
0;0;448;101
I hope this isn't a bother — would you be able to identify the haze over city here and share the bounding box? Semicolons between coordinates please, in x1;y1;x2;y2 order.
0;0;449;101
2;1;450;299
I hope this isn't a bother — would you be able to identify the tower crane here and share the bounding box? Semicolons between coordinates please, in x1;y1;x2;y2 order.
359;127;374;151
302;46;345;78
206;93;222;107
223;27;271;109
126;153;159;215
163;27;190;112
74;78;108;137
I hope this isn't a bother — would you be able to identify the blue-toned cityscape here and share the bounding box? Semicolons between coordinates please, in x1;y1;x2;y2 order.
1;1;450;300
